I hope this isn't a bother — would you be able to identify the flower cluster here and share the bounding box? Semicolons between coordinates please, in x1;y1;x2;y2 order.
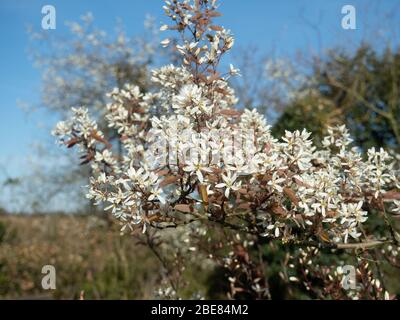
53;0;400;299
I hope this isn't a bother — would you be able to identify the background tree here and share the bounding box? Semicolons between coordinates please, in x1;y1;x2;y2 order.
16;13;160;212
272;44;400;153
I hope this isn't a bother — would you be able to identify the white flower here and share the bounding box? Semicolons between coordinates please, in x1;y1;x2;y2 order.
267;172;285;193
343;223;362;243
97;172;107;184
261;222;284;238
127;167;151;187
183;158;212;183
160;24;168;31
215;171;242;198
173;84;212;115
229;64;240;76
160;38;170;47
52;121;70;137
148;186;166;204
392;200;400;214
339;201;367;224
95;149;115;165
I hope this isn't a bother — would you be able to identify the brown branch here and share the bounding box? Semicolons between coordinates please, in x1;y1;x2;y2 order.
295;239;388;250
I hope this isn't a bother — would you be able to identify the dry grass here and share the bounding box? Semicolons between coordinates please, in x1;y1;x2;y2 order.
0;214;161;299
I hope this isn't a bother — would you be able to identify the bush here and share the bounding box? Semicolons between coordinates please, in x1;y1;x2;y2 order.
52;0;400;299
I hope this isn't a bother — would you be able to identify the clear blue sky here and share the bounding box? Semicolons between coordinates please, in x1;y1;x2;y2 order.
0;0;399;181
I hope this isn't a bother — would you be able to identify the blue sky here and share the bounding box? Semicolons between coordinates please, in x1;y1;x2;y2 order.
0;0;399;182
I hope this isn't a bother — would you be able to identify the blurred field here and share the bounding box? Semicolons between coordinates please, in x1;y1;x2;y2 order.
2;213;398;300
0;213;163;299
